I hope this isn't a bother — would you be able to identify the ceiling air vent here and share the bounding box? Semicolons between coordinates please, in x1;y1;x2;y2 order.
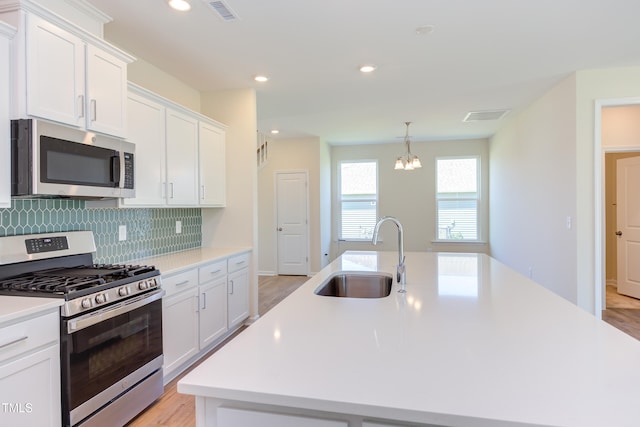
206;0;239;21
463;110;510;122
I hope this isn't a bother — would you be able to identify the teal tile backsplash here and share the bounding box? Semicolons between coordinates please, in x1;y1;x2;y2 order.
0;199;202;264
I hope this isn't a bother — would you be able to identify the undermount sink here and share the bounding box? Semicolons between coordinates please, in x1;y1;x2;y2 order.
314;272;393;298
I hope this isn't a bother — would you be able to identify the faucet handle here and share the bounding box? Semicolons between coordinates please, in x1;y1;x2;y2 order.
397;261;405;283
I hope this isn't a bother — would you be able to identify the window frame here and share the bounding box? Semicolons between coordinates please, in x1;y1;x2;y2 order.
337;160;378;242
434;155;482;243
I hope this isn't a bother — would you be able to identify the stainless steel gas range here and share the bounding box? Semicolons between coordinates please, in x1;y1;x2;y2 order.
0;231;164;427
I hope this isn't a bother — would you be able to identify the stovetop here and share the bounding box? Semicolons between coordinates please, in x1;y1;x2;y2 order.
0;264;160;299
0;231;163;317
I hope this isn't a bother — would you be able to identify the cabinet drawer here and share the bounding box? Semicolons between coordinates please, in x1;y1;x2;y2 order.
0;311;58;363
228;252;250;273
162;269;198;297
198;260;227;283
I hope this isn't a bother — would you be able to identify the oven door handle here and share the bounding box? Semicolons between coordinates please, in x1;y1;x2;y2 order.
67;289;165;334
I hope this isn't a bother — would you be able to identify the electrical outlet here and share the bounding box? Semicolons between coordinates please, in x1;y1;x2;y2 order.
176;220;182;234
566;216;572;230
118;225;127;241
528;266;533;279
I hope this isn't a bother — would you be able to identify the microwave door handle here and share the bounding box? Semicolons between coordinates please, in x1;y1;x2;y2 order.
111;154;121;186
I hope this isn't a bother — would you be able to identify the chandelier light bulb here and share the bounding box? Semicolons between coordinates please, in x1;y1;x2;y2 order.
394;122;422;170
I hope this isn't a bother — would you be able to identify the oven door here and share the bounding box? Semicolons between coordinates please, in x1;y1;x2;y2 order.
60;289;164;427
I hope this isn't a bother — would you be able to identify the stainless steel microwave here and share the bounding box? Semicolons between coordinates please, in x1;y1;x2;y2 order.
11;119;135;199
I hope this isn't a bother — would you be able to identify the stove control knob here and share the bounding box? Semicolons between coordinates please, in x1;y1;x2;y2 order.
138;281;148;291
81;298;92;309
95;294;106;304
118;287;128;297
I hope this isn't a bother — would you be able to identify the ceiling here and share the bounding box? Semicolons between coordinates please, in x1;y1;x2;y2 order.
85;0;640;145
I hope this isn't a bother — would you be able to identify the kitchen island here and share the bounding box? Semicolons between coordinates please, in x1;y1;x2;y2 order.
178;251;640;427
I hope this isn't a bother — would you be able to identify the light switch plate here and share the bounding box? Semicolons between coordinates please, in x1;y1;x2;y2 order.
118;225;127;241
176;220;182;234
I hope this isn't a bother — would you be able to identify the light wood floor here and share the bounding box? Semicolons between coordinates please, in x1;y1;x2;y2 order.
602;284;640;341
127;278;640;426
126;275;309;427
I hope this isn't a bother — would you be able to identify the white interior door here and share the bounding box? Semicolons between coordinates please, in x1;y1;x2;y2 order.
276;172;309;275
616;156;640;299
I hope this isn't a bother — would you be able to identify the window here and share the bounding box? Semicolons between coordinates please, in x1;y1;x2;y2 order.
339;161;377;240
436;157;480;241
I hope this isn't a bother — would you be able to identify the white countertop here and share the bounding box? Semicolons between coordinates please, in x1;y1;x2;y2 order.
178;251;640;427
0;296;63;325
133;247;252;276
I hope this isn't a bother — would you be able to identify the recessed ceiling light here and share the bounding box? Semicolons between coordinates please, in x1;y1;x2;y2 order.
168;0;191;11
359;65;377;73
254;75;269;83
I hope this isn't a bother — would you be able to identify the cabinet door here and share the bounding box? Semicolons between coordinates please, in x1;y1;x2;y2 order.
217;407;348;427
163;288;199;376
199;121;226;207
121;92;167;206
85;44;127;138
0;344;61;427
228;268;249;328
0;26;11;208
166;108;198;205
25;14;84;127
199;277;228;348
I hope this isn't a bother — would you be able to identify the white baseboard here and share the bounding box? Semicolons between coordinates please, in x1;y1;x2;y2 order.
258;271;277;276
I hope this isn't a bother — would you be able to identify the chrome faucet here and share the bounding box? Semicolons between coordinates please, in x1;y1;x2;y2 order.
371;216;406;291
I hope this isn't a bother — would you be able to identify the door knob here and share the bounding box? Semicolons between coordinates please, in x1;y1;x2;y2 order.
278;227;283;231
616;231;623;236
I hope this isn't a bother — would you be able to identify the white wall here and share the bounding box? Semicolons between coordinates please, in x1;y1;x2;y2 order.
257;137;325;275
331;139;489;258
575;66;640;312
319;139;332;270
489;75;577;302
602;105;640;148
490;66;640;312
127;57;201;112
200;89;258;319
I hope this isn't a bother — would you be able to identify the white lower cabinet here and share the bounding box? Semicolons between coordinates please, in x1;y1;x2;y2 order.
0;310;60;427
217;407;348;427
162;271;199;375
198;260;228;349
163;251;251;380
227;253;250;329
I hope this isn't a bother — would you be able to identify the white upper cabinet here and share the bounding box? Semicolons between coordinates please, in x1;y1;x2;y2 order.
25;14;85;127
166;108;199;206
3;6;134;138
0;21;15;208
198;121;226;207
121;91;167;207
85;44;128;136
122;84;227;208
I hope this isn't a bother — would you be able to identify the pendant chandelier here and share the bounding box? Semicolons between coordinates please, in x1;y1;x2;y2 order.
394;122;422;170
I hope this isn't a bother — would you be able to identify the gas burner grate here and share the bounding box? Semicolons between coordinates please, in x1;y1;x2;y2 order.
0;274;106;295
